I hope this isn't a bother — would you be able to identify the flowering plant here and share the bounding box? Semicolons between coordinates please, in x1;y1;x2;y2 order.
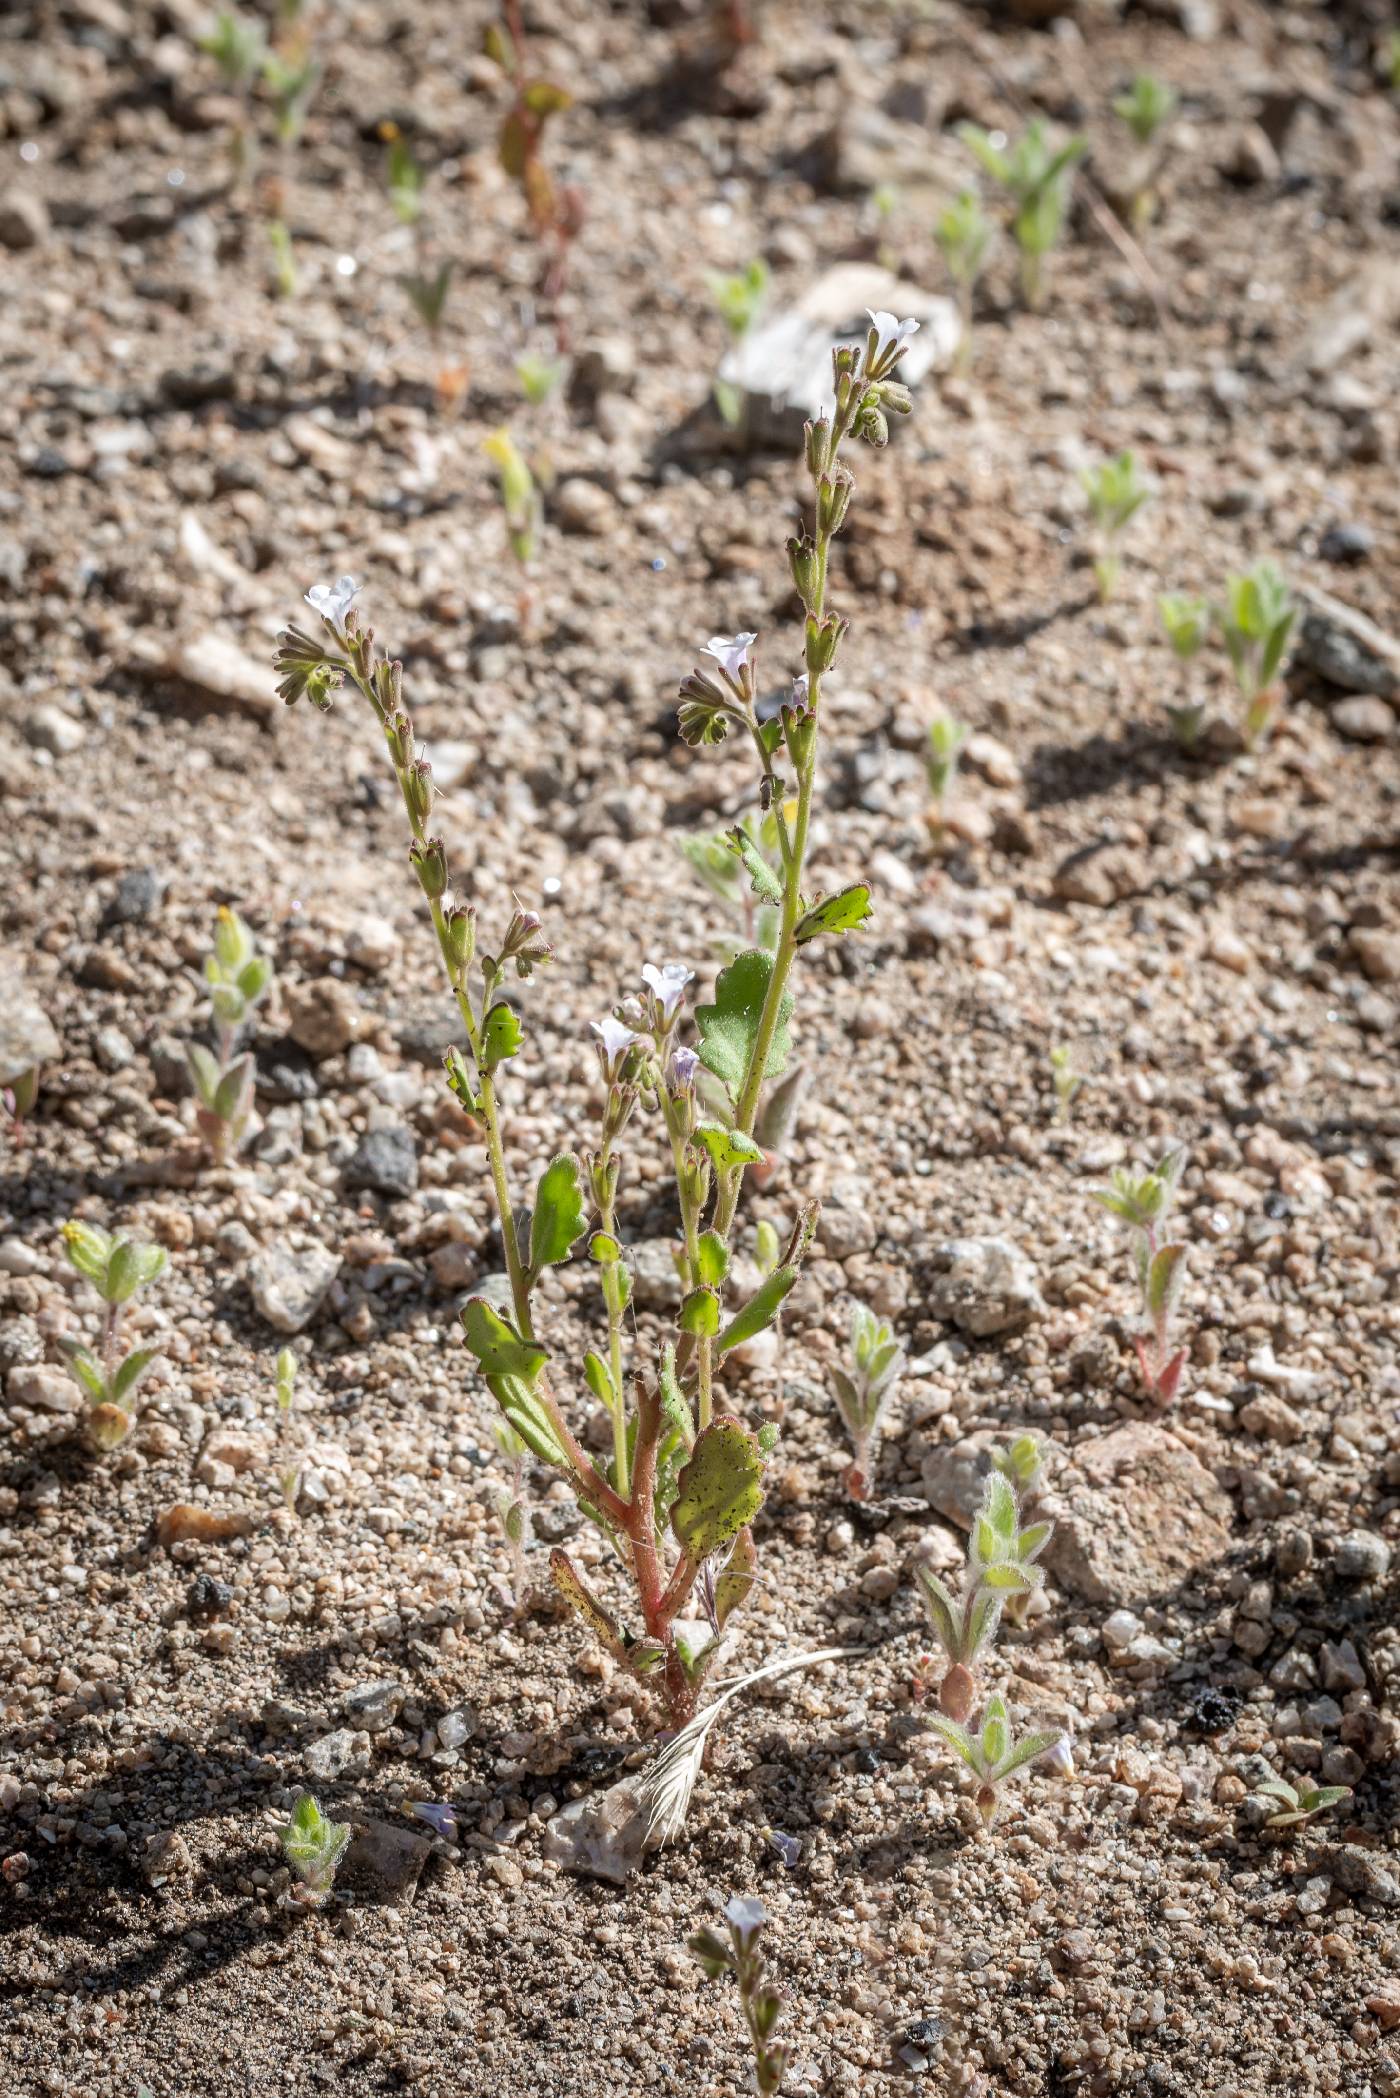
275;309;920;1728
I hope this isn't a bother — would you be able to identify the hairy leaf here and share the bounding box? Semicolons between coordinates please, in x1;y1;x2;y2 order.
794;884;872;944
529;1153;587;1277
695;949;793;1092
480;1001;524;1072
727;826;783;906
460;1297;547;1382
716;1265;796;1355
695;1123;764;1172
671;1416;765;1560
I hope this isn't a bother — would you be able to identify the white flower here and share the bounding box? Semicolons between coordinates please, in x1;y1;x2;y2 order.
865;309;920;370
670;1044;699;1088
642;961;693;1021
591;1017;640;1063
791;672;810;709
305;575;359;638
703;631;757;683
724;1894;768;1938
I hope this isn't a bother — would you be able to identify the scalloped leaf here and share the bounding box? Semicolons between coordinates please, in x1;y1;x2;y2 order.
460;1297;547;1382
695;949;793;1092
670;1416;765;1560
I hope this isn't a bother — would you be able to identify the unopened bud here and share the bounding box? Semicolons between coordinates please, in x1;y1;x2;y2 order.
444;904;475;973
409;835;448;899
803;416;830;476
786;534;818;605
403;758;433;827
803;612;846;676
816;468;852;538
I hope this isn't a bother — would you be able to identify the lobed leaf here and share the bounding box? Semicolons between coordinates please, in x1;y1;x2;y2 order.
695;949;793;1092
794;884;872;945
670;1416;765;1560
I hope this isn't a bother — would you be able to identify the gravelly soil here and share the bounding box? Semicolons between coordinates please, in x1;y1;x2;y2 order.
2;2;1399;2094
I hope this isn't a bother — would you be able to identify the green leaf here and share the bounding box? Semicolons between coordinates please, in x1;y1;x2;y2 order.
491;1372;564;1466
694;1230;729;1286
212;1054;252;1124
481;1001;523;1072
111;1345;161;1405
795;884;872;944
695;948;793;1092
550;1549;630;1659
670;1416;765;1560
928;1714;981;1775
59;1340;108;1404
460;1297;547;1382
695;1123;765;1172
915;1565;958;1654
62;1222;113;1286
522;78;571;116
583;1350;617;1409
727;826;783;907
236;955;272;1005
716;1265;796;1355
679;1287;721;1338
186;1043;222;1110
993;1729;1063;1781
528;1153;587;1277
1146;1242;1187;1323
444;1046;482;1116
981;1472;1019;1542
981;1695;1009;1768
590;1230;620;1263
104;1238;167;1304
657;1343;694;1452
714;1527;757;1628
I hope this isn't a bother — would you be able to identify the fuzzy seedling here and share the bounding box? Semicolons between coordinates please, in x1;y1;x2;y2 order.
1220;561;1294;750
278;311;921;1730
280;1791;352;1906
516;351;564;408
708;258;770;428
1252;1777;1352;1832
1158;591;1212;749
930;1692;1064;1829
1048;1044;1083;1123
989;1432;1043;1500
935;190;992;375
915;1468;1051;1719
273;1345;301;1510
484;430;542;569
493;1417;532;1617
1112;73;1177;226
925;710;970;837
690;1896;788;2095
187;907;271;1162
60;1223;167;1451
383;129;457;366
831;1302;905;1500
1078;450;1153;602
1092;1146;1190;1408
483;6;581;325
198;7;267;178
959;120;1087;310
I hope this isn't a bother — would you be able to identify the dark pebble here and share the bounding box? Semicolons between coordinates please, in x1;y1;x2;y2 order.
1319;521;1373;565
186;1572;234;1620
345;1125;419;1199
102;867;166;928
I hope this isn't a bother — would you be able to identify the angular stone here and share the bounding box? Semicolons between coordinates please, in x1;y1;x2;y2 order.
346;1819;432;1907
344;1126;419;1200
0;188;47;250
1043;1424;1233;1608
924;1237;1042;1338
249;1239;340;1334
544;1775;656;1885
1351;929;1400;985
343;1680;406;1734
167;632;277;716
1332;695;1394;743
1296;588;1400;697
1053;839;1143;908
286;976;364;1057
304;1727;372;1780
0;980;60;1088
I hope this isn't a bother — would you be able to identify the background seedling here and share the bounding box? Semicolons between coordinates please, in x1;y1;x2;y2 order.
279;1791;352;1905
1112;73;1177;225
60;1222;167;1451
935;190;992;376
484;4;581;331
925;711;969;839
929;1691;1064;1829
708;257;770;428
830;1302;905;1500
1078;450;1153;602
915;1468;1051;1719
1220;561;1294;749
1092;1147;1190;1407
1252;1776;1351;1831
959;119;1087;310
1048;1045;1082;1122
274;1345;301;1511
690;1895;788;2094
1158;590;1212;748
187;906;272;1162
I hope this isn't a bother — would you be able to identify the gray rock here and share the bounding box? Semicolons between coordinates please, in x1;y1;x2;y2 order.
102;867;167;927
345;1126;419;1199
165;632;277;717
924;1237;1042;1338
715;263;959;448
346;1819;432;1907
1319;521;1374;565
1294;258;1400;376
1318;1846;1400;1907
544;1774;656;1885
919;1434;1001;1527
817;1205;876;1260
343;1680;406;1734
1043;1423;1233;1609
1296;587;1400;697
628;1236;684;1311
818;106;963;198
6;1365;81;1416
1331;695;1394;744
1334;1530;1391;1582
304;1727;372;1780
286;976;364;1058
553;478;615;536
24;703;86;756
0;981;61;1088
249;1239;341;1333
0;187;48;251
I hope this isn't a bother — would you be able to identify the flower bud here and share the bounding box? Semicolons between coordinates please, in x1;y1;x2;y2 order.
804;612;846;675
878;379;912;416
403;758;434;828
830;343;859;379
409;835;449;899
444;904;475;974
803;416;830;476
385;711;415;769
786;534;818;606
816;468;852;538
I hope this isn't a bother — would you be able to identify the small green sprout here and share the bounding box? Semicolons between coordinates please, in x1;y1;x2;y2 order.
198;7;266;91
830;1302;905;1500
274;1345;301;1511
403;261;454;339
386;130;425;224
935;190;992;374
959;119;1087;309
1252;1776;1352;1832
493;1416;532;1618
1112;72;1178;148
516;351;565;406
261;46;319;146
60;1222;167;1451
485;429;542;567
915;1467;1051;1720
1092;1147;1190;1408
187;906;272;1163
690;1895;788;2095
753;1220;782;1280
1158;591;1212;747
925;711;970;833
708;258;770;427
1385;28;1400;91
990;1432;1043;1498
280;1791;352;1904
1048;1045;1082;1123
1078;450;1153;602
930;1691;1064;1829
267;217;297;298
1220;561;1294;749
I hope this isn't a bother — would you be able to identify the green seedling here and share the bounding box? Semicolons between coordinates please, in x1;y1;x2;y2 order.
493;1417;532;1617
516;352;565;407
280;1791;352;1905
1158;591;1212;748
708;258;770;427
959;119;1087;309
1112;73;1177;225
274;1345;301;1511
1252;1777;1352;1832
187;906;272;1162
1093;1146;1190;1408
1078;450;1153;602
278;310;922;1730
690;1895;788;2094
1220;561;1294;749
386;130;425;225
935;189;992;375
915;1467;1051;1719
59;1222;167;1451
830;1302;905;1500
929;1692;1064;1829
484;430;542;567
484;8;581;321
925;711;970;835
989;1433;1043;1498
1048;1044;1082;1122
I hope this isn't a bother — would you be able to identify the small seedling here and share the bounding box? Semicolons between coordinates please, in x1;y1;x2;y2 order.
915;1468;1051;1719
516;351;564;407
929;1691;1064;1828
484;6;581;324
1158;591;1212;748
493;1417;532;1617
1048;1045;1082;1122
989;1432;1042;1498
279;1791;352;1905
1220;561;1294;749
934;190;992;375
274;1345;301;1510
690;1895;788;2094
199;5;267;178
1112;73;1177;226
830;1302;905;1500
708;258;770;427
484;430;542;569
1252;1777;1352;1832
187;906;272;1162
959;119;1087;310
1092;1147;1190;1408
59;1222;167;1451
1078;450;1153;602
386;129;425;225
925;711;969;837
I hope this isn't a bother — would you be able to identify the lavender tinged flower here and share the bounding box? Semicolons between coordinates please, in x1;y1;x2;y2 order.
704;632;758;685
642;961;693;1022
592;1017;641;1069
671;1044;699;1088
790;672;810;711
724;1894;768;1938
864;309;919;377
305;575;360;639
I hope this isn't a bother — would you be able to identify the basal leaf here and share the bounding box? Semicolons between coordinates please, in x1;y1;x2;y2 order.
716;1265;796;1355
695;948;793;1092
670;1416;765;1560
